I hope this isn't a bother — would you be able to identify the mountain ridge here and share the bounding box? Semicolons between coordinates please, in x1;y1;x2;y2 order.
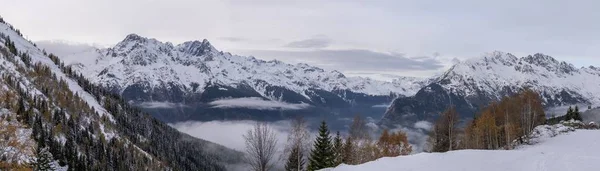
381;51;600;127
51;34;428;123
60;34;428;99
0;17;242;170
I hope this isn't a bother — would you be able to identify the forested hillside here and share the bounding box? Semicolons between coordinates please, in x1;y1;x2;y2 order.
0;16;242;170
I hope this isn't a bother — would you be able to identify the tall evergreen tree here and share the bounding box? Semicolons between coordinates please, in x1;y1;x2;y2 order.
564;106;583;121
308;121;334;171
35;147;55;171
285;145;305;171
565;106;574;120
573;106;582;121
332;131;344;166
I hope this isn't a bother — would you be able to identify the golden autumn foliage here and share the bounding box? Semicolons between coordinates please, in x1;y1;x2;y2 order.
0;112;35;170
462;89;545;150
339;116;413;165
377;129;412;157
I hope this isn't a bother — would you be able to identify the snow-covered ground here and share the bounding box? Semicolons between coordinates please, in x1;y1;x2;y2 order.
324;128;600;171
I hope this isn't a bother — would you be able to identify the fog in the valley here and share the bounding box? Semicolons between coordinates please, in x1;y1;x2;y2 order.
170;119;434;167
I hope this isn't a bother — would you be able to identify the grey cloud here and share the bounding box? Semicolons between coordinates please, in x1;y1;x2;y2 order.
138;102;189;109
36;40;99;57
284;37;331;49
238;49;445;73
219;37;248;42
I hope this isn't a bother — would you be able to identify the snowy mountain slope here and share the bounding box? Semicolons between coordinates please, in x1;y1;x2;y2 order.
324;128;600;171
437;51;600;105
0;108;35;166
1;22;113;121
49;34;429;123
381;51;600;126
57;34;426;102
0;17;242;170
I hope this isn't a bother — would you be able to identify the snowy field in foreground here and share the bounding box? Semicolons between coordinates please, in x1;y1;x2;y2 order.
324;130;600;171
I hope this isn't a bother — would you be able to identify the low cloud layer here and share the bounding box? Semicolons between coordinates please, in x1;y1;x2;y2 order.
36;40;99;57
545;104;591;118
171;120;294;151
209;97;310;110
284;37;331;49
414;121;433;131
137;102;188;109
372;104;390;108
391;124;431;153
171;120;311;171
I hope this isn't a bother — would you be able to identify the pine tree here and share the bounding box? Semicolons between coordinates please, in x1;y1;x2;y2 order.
308;121;334;171
285;145;305;171
332;131;344;166
573;106;582;121
35;147;55;171
565;106;574;121
341;137;355;165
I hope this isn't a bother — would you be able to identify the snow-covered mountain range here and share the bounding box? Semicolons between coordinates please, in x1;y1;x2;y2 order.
45;33;600;127
381;51;600;126
60;34;426;98
54;34;429;122
0;18;241;170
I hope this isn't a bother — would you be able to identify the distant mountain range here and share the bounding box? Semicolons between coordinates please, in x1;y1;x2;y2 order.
51;34;429;123
381;51;600;127
44;35;600;128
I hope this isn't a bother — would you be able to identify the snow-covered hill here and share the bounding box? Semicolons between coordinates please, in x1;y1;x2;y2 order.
381;51;600;126
324;128;600;171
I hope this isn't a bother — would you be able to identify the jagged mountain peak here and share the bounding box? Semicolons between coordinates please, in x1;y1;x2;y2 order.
177;39;218;56
123;33;146;42
459;51;518;67
523;53;577;75
382;51;600;127
433;51;599;105
114;34;219;57
449;51;578;76
57;34;428;105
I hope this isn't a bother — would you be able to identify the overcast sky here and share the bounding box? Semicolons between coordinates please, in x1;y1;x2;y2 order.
2;0;600;80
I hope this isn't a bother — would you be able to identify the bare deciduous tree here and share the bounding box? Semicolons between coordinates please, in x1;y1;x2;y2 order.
284;116;311;171
244;122;279;171
428;106;459;152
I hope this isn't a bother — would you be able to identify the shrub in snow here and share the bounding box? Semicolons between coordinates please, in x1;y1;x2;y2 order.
586;122;599;129
559;119;587;129
513;124;575;146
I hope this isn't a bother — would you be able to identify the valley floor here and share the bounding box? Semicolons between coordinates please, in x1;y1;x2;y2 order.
324;130;600;171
